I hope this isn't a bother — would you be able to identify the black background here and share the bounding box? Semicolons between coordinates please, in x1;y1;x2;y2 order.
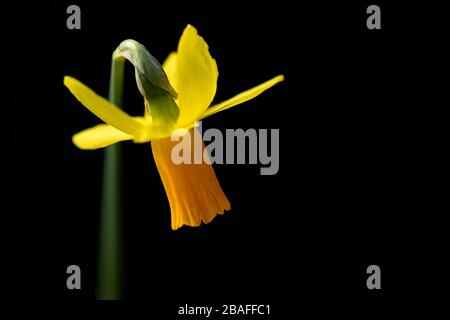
3;0;445;315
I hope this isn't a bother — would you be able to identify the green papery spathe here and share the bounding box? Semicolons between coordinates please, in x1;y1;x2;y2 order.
114;39;180;129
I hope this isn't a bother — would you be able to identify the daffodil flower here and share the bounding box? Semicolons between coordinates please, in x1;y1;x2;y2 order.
64;25;283;230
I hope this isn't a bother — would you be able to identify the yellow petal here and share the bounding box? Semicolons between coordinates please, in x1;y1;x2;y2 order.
73;124;133;150
200;75;284;120
73;115;180;149
151;128;230;230
162;52;177;81
64;76;144;135
164;25;219;127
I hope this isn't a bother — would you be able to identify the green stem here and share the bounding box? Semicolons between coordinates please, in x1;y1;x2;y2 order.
97;53;125;300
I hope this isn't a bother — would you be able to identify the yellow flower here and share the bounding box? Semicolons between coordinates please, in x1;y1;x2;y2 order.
64;25;284;230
